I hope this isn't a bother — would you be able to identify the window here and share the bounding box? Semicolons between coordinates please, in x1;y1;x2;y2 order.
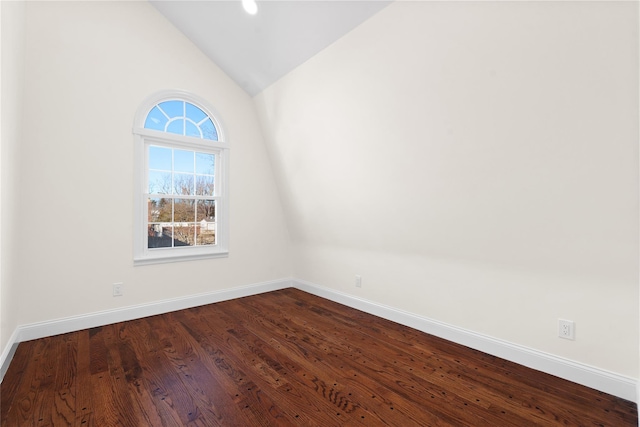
133;91;229;265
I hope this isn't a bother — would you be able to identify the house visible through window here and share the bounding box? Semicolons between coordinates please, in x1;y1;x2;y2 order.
133;92;229;265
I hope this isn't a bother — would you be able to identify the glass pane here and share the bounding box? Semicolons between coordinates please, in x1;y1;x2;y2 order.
185;120;201;138
158;100;183;118
174;198;195;222
196;199;215;246
201;118;218;141
196;224;215;246
174;225;196;247
196;152;215;175
166;119;184;136
186;102;207;123
148;197;172;222
173;173;194;195
195;175;214;196
197;200;215;222
148;224;172;248
148;171;171;194
149;146;172;171
174;150;194;173
144;106;168;131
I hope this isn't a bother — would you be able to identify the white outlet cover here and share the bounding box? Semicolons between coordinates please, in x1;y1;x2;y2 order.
558;319;575;340
113;282;123;297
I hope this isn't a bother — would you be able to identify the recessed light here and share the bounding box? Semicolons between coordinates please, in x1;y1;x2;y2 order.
242;0;258;15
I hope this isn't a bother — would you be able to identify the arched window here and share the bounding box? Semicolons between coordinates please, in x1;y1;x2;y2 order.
133;91;229;265
143;100;219;140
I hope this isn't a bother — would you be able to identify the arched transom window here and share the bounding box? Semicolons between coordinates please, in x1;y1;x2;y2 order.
144;100;219;140
133;91;229;265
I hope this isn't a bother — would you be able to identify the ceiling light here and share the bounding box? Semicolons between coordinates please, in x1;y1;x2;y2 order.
242;0;258;15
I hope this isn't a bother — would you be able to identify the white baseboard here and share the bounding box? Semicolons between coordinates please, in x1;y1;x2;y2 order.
0;278;292;381
293;279;638;403
2;277;637;405
0;328;20;380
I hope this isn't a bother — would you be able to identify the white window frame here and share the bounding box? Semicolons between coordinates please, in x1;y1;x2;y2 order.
133;90;229;265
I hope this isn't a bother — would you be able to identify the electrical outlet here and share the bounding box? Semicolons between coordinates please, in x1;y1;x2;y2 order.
113;282;123;297
355;275;362;288
558;319;575;340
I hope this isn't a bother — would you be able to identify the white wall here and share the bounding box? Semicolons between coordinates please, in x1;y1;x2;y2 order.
255;1;639;376
1;0;26;357
5;1;291;332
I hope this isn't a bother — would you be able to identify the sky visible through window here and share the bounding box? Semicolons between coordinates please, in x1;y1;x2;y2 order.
148;147;215;196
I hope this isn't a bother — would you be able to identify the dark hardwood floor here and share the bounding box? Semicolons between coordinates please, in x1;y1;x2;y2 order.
1;288;637;426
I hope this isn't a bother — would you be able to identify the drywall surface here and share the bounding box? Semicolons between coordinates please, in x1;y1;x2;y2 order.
255;1;639;376
1;0;26;357
10;1;291;328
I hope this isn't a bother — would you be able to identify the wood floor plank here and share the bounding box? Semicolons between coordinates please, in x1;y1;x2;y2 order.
46;332;77;426
1;340;35;425
3;337;58;426
2;288;637;426
89;324;149;427
114;322;177;427
117;319;195;427
74;330;94;427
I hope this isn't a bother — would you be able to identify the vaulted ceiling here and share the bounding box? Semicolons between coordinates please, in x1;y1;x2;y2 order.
151;0;393;96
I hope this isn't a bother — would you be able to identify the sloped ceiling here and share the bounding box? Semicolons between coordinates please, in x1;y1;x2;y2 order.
150;0;393;96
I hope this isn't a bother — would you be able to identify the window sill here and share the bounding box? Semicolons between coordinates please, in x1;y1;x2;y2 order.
134;250;229;266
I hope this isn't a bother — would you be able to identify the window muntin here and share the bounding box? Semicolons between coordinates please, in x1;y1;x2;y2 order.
134;92;228;265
